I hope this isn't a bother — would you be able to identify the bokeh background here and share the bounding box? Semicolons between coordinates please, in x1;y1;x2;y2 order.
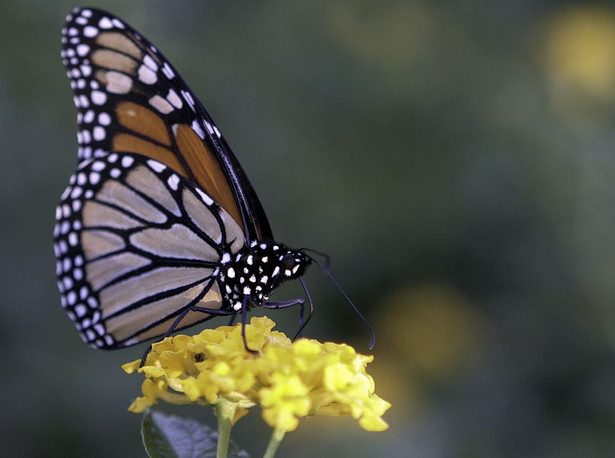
2;0;615;456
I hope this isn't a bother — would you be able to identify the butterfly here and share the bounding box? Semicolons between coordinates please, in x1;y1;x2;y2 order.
53;7;321;350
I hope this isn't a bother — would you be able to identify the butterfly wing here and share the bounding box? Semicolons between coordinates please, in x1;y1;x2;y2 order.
53;152;245;348
60;6;273;242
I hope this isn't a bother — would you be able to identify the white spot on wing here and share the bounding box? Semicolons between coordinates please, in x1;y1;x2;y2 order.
98;112;111;125
143;54;158;71
68;232;79;246
162;62;175;79
93;126;106;141
99;17;113;29
182;90;195;111
147;160;166;173
83;26;98;38
167;175;179;191
191;120;205;139
76;44;89;56
149;95;173;114
138;65;157;85
121;156;134;168
167;89;182;108
91;161;105;172
91;90;107;105
105;71;133;94
195;188;213;206
83;110;94;123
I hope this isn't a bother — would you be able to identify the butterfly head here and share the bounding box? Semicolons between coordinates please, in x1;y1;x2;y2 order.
278;248;311;281
221;242;311;310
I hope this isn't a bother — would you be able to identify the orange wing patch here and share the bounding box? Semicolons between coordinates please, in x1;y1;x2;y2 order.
111;102;242;227
116;102;171;146
113;101;186;173
113;133;185;172
173;124;242;226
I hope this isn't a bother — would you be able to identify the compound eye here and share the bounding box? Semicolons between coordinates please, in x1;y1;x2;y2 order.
281;254;296;271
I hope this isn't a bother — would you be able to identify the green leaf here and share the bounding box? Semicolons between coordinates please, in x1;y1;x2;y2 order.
141;409;249;458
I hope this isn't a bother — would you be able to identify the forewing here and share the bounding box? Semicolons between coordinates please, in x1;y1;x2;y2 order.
61;7;273;240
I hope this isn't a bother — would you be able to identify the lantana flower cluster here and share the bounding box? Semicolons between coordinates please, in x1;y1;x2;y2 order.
123;316;390;432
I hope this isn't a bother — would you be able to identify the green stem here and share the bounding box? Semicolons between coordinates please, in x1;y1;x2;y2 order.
263;428;286;458
215;398;237;458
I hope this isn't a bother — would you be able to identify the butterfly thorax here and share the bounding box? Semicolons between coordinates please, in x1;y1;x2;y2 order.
220;241;310;311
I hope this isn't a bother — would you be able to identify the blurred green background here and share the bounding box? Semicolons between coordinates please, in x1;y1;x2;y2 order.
3;0;615;456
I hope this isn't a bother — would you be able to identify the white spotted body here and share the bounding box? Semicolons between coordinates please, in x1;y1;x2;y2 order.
220;242;311;311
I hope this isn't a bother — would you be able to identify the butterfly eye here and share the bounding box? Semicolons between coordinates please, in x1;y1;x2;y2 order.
282;255;296;271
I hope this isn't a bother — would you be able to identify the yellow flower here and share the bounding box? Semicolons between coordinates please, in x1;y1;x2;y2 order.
123;316;390;432
540;5;615;101
260;373;311;432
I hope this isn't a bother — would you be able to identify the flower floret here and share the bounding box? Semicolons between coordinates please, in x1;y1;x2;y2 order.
260;373;311;432
123;316;390;432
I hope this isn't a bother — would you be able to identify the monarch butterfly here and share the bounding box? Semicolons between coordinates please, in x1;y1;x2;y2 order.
54;7;372;351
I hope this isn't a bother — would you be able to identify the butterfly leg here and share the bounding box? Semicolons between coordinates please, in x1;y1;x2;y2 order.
292;277;314;341
263;298;310;338
227;312;239;326
188;305;236;316
262;298;305;309
240;297;258;354
139;305;236;366
140;307;198;367
187;301;258;354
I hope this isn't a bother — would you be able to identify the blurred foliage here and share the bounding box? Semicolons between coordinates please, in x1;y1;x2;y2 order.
2;0;615;457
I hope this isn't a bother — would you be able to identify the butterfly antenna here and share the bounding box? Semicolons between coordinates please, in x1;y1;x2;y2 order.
292;276;314;340
305;253;376;349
